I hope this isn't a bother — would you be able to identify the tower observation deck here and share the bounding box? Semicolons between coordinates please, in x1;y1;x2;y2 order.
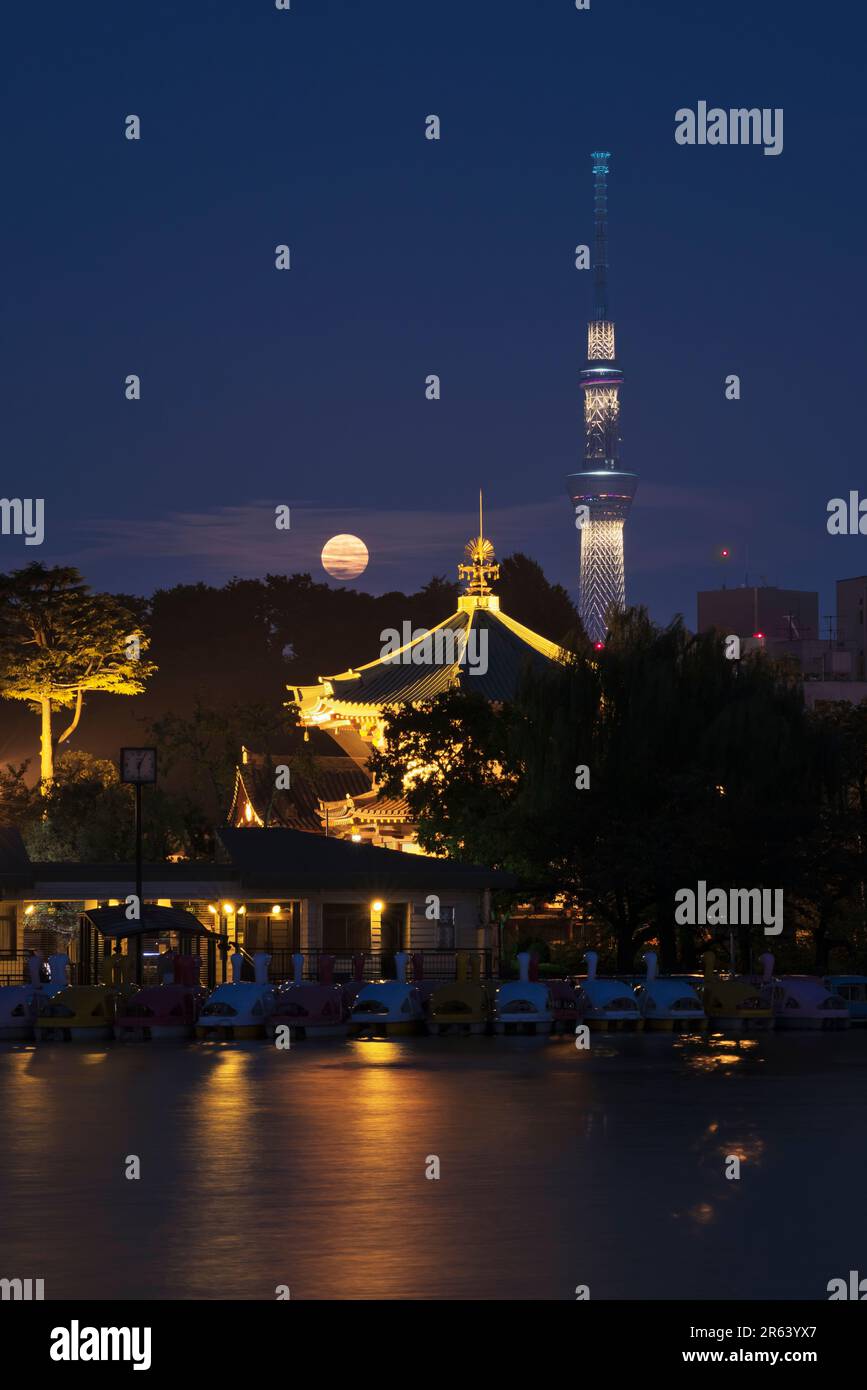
566;151;638;643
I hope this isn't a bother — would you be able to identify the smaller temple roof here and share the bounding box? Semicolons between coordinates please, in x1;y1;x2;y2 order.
319;787;411;826
228;754;371;832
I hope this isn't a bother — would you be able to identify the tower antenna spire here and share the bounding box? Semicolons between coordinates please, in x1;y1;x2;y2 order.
591;150;611;323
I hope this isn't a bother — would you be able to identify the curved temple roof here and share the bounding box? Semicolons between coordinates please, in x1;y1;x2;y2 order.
291;599;565;720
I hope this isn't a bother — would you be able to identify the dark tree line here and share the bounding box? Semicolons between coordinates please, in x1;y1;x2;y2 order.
371;608;867;974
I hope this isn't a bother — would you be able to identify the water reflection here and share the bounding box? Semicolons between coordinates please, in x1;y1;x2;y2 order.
1;1031;865;1300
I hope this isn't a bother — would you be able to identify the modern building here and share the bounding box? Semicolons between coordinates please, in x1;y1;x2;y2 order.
837;576;867;680
566;151;638;643
697;582;867;698
697;585;820;644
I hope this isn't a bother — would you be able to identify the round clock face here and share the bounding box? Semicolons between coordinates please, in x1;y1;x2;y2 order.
121;748;157;783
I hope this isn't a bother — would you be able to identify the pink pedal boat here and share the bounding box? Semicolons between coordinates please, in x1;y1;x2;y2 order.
548;979;581;1034
266;953;350;1040
754;952;849;1031
525;954;578;1034
114;955;205;1040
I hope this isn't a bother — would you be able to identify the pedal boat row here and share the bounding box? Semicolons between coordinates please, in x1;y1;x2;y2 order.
1;947;858;1042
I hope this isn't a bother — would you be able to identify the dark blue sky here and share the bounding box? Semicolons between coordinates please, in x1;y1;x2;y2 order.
4;0;866;630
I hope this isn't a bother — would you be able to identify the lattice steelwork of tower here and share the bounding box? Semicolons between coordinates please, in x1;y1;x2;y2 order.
566;151;638;644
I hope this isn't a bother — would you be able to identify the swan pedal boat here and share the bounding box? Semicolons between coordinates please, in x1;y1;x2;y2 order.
115;983;205;1040
824;975;867;1023
547;980;581;1034
635;952;707;1032
36;985;123;1041
349;981;426;1037
698;952;773;1031
577;952;643;1030
196;982;277;1039
754;953;849;1030
493;980;553;1035
577;979;644;1031
765;977;849;1030
427;980;493;1035
0;981;67;1040
266;982;349;1039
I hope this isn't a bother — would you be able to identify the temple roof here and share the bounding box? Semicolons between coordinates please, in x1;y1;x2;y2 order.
318;786;412;827
289;505;568;744
291;599;565;721
228;754;371;832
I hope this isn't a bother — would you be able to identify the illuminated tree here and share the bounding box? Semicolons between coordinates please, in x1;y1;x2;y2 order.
0;563;155;785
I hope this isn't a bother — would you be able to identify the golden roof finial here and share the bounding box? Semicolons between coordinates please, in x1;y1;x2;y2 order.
458;488;499;596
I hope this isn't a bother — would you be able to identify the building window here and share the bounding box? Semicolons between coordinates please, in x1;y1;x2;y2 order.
322;903;370;952
436;906;456;950
0;914;17;957
243;903;300;954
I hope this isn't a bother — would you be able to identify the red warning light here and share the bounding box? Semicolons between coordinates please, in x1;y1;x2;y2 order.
753;631;765;640
593;641;605;651
721;547;730;558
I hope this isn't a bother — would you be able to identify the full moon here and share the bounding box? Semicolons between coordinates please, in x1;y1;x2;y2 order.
321;533;369;581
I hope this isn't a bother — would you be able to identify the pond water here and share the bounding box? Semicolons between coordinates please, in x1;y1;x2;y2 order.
1;1030;863;1300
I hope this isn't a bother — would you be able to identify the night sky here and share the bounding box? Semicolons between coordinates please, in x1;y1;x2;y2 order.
5;0;866;631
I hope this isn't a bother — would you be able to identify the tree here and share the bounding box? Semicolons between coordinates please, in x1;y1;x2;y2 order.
0;564;155;785
5;750;196;862
148;699;302;827
373;607;844;972
496;553;583;646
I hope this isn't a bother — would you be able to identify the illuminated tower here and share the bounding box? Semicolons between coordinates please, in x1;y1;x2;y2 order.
566;151;638;643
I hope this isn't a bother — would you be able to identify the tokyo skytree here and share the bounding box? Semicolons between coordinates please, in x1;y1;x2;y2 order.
566;151;638;644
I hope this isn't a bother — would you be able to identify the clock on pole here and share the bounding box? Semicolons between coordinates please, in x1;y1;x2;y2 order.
120;747;157;784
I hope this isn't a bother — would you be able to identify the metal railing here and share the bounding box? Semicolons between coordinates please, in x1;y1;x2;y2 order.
0;947;496;990
0;955;30;987
262;948;493;983
0;956;89;988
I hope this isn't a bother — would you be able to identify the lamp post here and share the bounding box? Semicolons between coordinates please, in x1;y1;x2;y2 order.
119;747;158;984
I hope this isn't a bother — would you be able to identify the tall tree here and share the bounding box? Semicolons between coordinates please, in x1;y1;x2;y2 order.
0;564;155;784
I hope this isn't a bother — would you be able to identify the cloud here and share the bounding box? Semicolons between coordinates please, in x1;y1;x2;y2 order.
28;481;793;605
38;496;573;584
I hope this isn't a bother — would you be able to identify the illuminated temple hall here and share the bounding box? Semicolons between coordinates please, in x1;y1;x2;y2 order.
229;515;567;850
